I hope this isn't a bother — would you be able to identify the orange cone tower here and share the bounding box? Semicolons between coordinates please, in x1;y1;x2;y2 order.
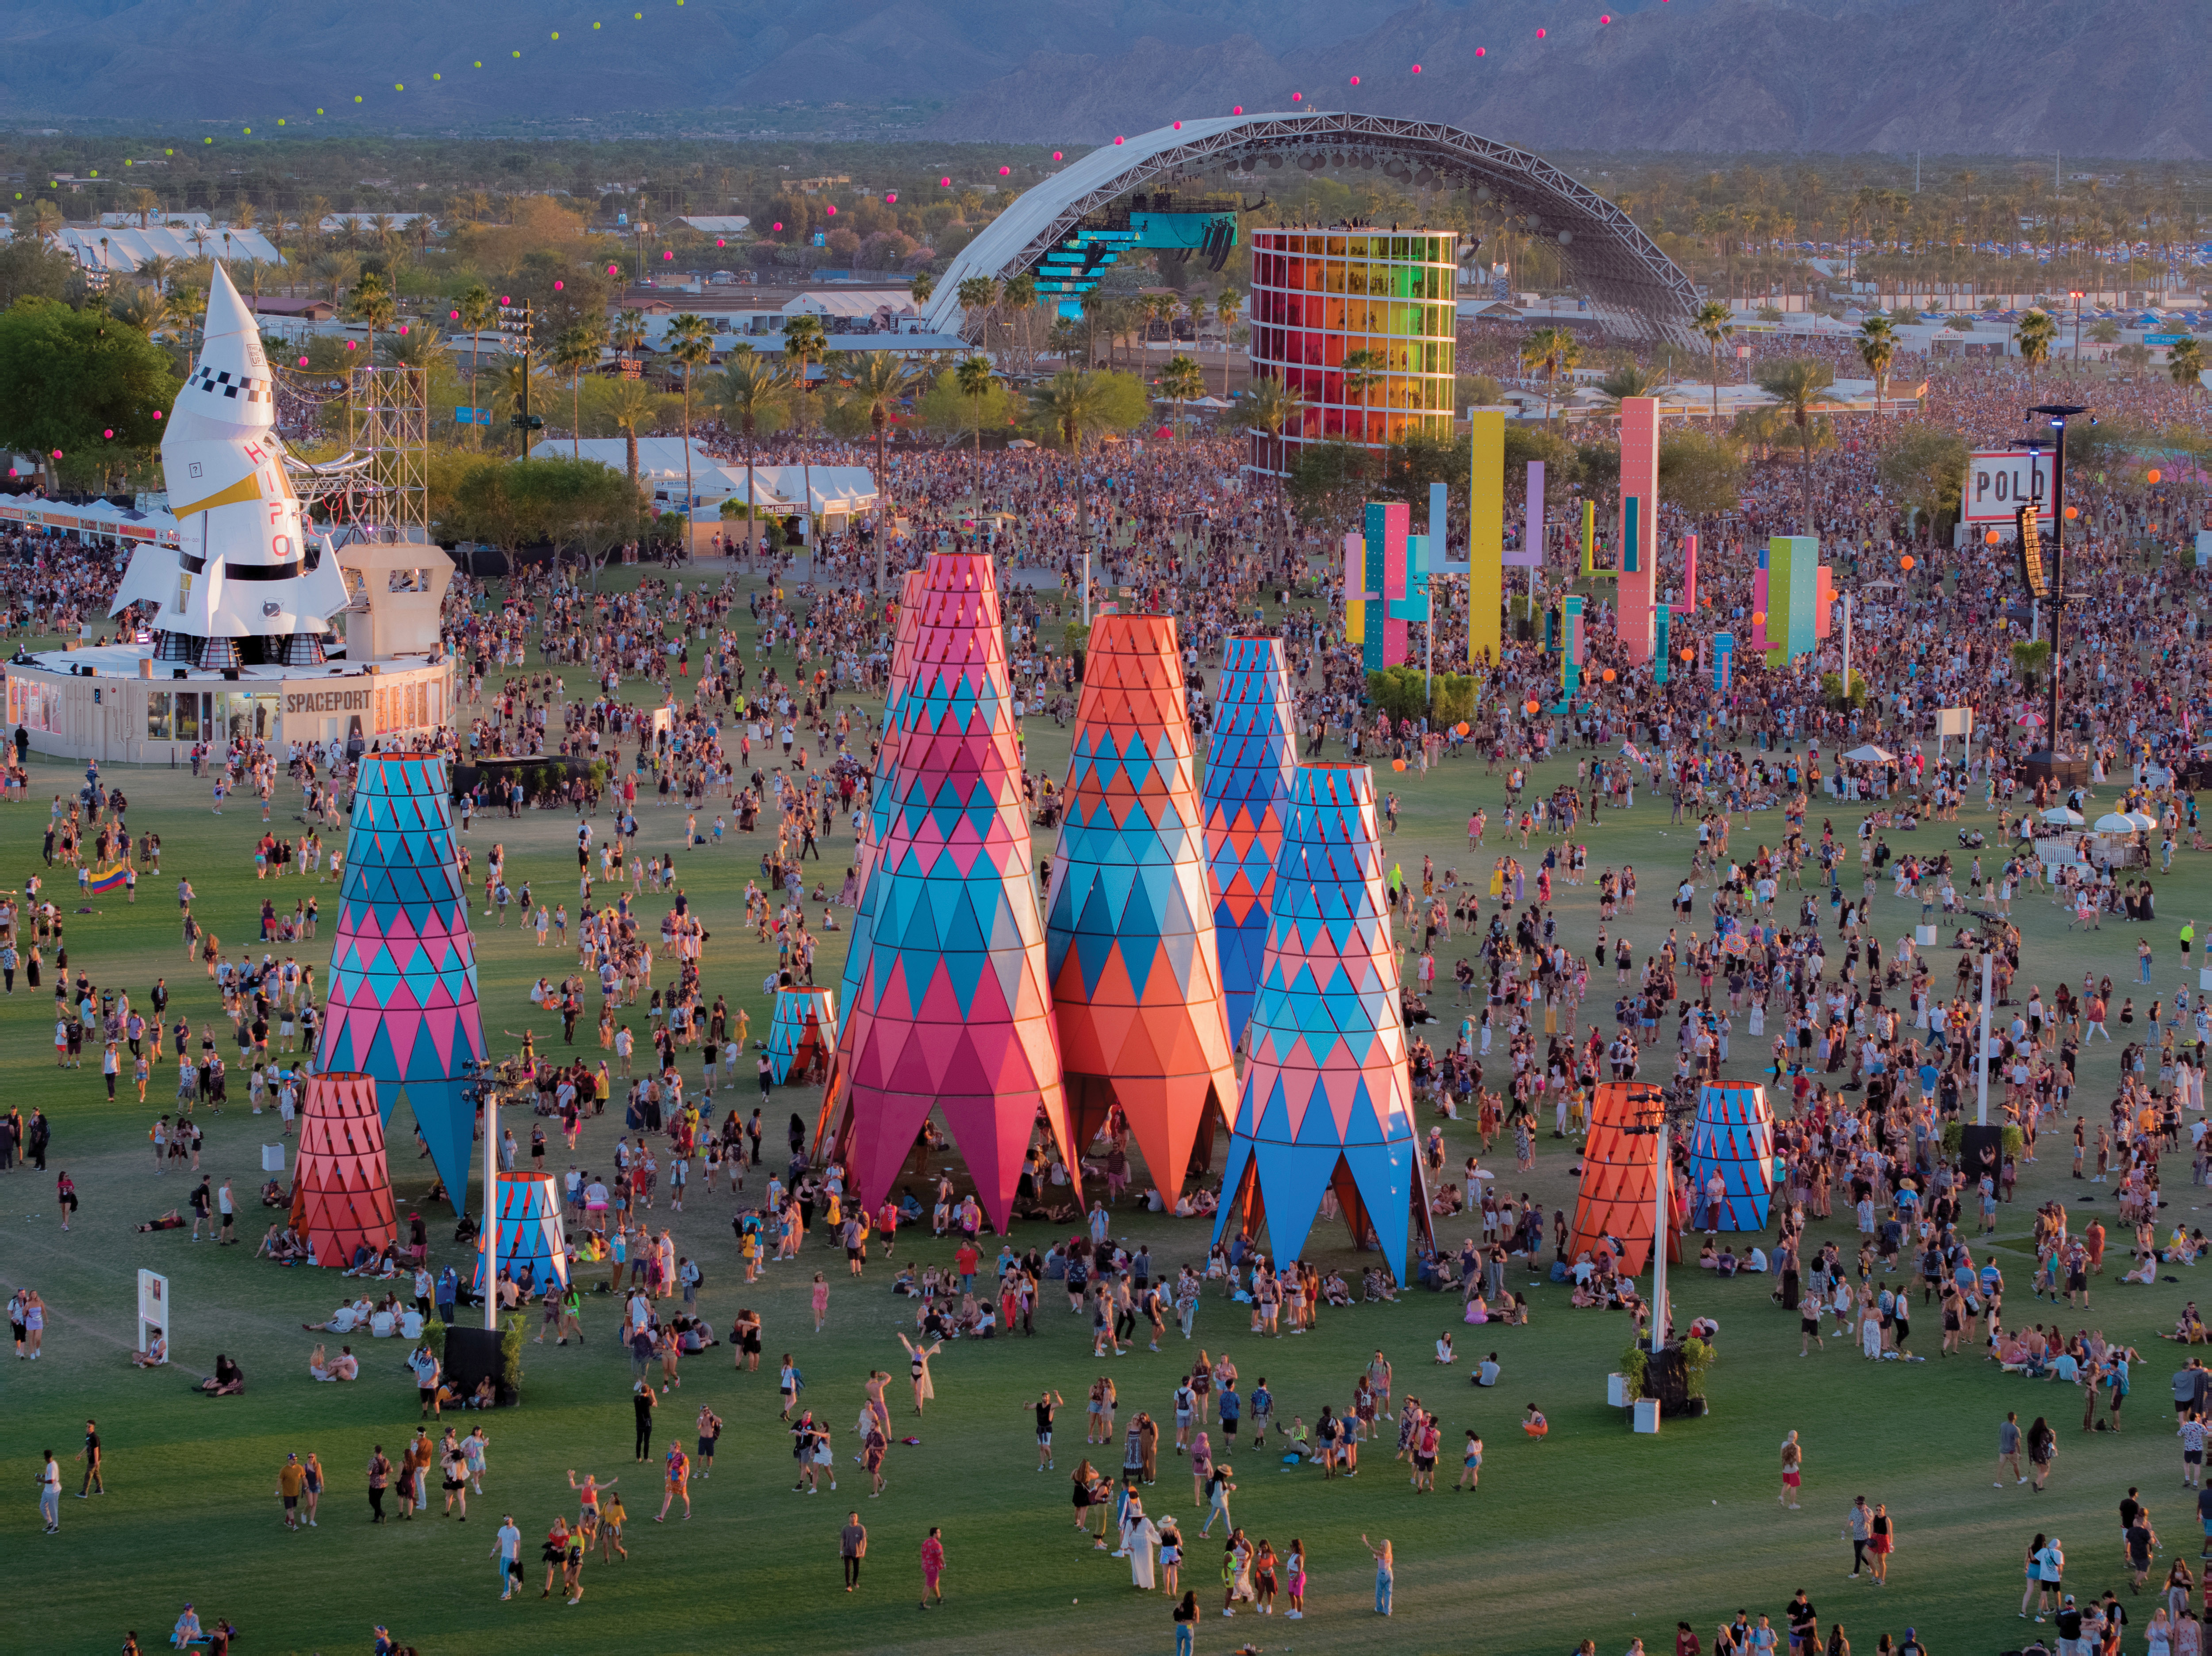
1045;613;1237;1199
1569;1081;1683;1275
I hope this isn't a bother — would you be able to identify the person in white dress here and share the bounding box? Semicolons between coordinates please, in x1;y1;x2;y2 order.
1125;1499;1160;1590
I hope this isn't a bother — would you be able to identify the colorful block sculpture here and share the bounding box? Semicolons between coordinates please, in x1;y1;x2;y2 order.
471;1171;568;1296
1202;636;1298;1048
316;751;485;1207
1687;1082;1775;1231
290;1071;396;1268
1713;631;1736;693
1047;613;1237;1197
1569;1081;1671;1275
1764;535;1823;667
1467;410;1505;663
1617;396;1660;661
1214;763;1429;1284
1348;501;1412;669
768;985;838;1086
826;552;1071;1233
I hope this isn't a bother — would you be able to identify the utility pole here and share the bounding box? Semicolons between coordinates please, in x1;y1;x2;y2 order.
1976;950;1992;1126
2024;403;2090;785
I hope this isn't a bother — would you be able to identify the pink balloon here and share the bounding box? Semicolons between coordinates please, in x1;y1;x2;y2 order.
940;176;950;186
999;164;1012;172
1475;46;1486;56
102;428;113;440
608;263;620;274
885;192;897;203
449;309;459;318
1600;11;1612;20
1536;26;1546;36
716;238;725;247
1291;92;1302;101
50;449;61;458
1171;121;1182;130
345;341;357;351
153;411;161;420
1411;63;1422;73
826;204;836;215
501;295;511;304
1114;136;1125;144
772;223;783;232
299;356;309;366
1232;106;1243;115
398;324;409;334
1349;75;1359;85
663;250;673;260
1051;152;1062;161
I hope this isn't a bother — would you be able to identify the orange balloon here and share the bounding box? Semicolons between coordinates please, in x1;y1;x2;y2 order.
2063;505;2078;520
1524;700;1540;716
1901;554;1916;569
1455;721;1470;736
1681;648;1695;662
1391;758;1407;772
2148;468;2163;484
1751;611;1766;626
1601;668;1616;683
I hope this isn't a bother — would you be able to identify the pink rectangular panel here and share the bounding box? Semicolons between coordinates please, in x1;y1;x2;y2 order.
1616;397;1659;662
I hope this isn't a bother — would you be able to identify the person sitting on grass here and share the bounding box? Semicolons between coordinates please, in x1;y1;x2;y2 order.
309;1343;359;1382
131;1331;168;1368
196;1354;245;1395
1521;1403;1548;1439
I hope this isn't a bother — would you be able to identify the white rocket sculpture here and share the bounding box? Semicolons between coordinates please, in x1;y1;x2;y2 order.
111;263;350;668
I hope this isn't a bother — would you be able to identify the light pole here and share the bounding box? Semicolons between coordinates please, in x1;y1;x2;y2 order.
2023;403;2091;790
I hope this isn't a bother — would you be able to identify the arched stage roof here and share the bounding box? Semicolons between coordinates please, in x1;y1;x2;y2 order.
922;110;1699;346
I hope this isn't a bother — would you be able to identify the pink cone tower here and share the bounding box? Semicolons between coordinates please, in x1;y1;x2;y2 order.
827;552;1070;1230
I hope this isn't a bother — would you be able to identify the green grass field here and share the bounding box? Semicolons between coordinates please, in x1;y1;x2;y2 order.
2;563;2199;1656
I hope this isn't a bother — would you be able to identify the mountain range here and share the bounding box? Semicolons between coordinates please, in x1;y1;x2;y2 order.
0;0;2201;159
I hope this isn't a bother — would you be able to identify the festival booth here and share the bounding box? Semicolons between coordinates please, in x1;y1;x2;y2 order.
1046;613;1238;1197
1215;763;1432;1284
1685;1082;1775;1232
767;986;838;1086
470;1171;569;1297
2090;812;2156;869
289;1071;398;1267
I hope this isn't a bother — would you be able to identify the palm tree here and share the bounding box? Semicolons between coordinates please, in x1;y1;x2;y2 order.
610;307;648;359
1001;273;1037;376
129;188;160;231
23;199;62;243
711;351;792;557
1596;362;1660;410
456;281;495;443
2016;309;2058;394
1340;347;1386;445
1233;376;1306;472
1159;353;1205;440
109;285;169;336
909;271;937;309
667;313;715;533
550;323;605;458
380;321;445;370
954;354;998;483
1693;299;1734;423
1518;326;1582;429
1753;357;1839;535
845;353;916;586
602;377;658;495
1028;369;1112;556
1214;288;1241;398
781;311;828;551
956;276;998;350
348;268;395;364
2170;336;2207;394
1856;316;1898;430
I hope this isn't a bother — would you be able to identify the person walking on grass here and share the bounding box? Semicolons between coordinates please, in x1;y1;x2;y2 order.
1866;1502;1894;1586
1997;1411;2026;1487
275;1451;306;1530
493;1514;522;1600
38;1448;60;1533
840;1510;867;1591
919;1525;945;1610
75;1419;102;1497
1034;1389;1064;1470
1845;1495;1872;1577
1780;1430;1803;1508
656;1440;691;1522
812;1271;830;1333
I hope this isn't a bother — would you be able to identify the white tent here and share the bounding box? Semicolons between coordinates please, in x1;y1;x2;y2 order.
2038;806;2085;826
533;440;878;520
57;225;283;271
2092;813;2142;833
1842;744;1894;764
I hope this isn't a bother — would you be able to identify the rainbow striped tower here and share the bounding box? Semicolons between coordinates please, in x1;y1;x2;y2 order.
1200;636;1297;1047
1215;763;1427;1283
826;552;1071;1232
316;751;485;1206
1046;613;1237;1199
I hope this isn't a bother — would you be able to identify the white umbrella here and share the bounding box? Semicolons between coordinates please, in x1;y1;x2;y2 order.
2124;811;2159;831
2093;813;2139;833
1842;744;1894;764
2039;807;2085;825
